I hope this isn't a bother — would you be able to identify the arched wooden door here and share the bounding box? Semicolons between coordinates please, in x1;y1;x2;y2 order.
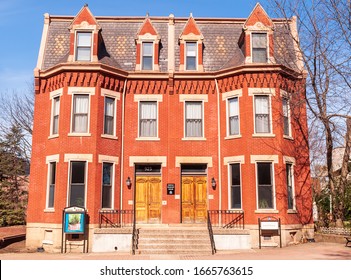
181;176;207;223
135;176;162;223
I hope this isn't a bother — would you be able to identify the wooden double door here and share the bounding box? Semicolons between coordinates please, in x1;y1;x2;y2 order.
181;176;207;223
135;176;162;223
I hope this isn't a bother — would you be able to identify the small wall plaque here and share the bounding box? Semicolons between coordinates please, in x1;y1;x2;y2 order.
167;183;175;195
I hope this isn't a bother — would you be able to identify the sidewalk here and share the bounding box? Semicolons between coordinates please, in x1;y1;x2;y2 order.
1;241;350;260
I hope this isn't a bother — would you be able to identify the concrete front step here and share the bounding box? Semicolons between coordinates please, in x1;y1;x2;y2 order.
138;239;210;245
135;249;213;255
138;244;212;250
135;226;213;255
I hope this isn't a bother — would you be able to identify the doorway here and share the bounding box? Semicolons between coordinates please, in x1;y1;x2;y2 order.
135;164;162;224
181;164;207;223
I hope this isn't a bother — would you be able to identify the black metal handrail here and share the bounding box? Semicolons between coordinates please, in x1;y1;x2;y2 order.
208;210;244;229
131;219;138;255
207;211;216;255
99;209;134;228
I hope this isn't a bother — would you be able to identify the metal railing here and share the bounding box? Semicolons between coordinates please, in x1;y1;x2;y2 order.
208;210;244;229
131;219;138;255
99;210;134;228
207;212;216;254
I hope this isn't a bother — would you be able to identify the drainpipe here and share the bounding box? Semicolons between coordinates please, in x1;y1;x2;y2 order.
120;78;128;212
215;79;222;216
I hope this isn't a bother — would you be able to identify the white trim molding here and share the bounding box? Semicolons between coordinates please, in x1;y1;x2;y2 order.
98;155;119;164
179;94;208;102
250;155;279;164
175;156;213;167
101;88;121;99
129;156;167;167
224;155;245;165
64;154;93;162
283;156;296;164
46;154;60;163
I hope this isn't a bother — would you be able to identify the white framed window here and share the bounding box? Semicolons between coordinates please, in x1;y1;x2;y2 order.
282;97;291;137
75;32;92;61
286;163;295;210
254;95;270;134
72;94;89;133
139;101;157;137
47;162;56;209
228;97;239;136
102;162;113;209
45;155;59;210
229;163;242;209
51;96;60;135
252;33;267;63
104;97;115;135
256;162;274;209
68;161;87;207
186;42;197;70
142;42;153;70
185;101;203;137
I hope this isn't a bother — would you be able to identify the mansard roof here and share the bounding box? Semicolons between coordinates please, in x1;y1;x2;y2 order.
39;8;300;73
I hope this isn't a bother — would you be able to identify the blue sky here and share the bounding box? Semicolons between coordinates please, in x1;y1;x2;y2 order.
0;0;258;94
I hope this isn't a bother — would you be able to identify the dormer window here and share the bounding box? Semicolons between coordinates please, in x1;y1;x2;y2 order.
186;42;197;70
142;42;153;70
76;32;92;61
252;33;267;63
135;18;160;71
179;16;204;72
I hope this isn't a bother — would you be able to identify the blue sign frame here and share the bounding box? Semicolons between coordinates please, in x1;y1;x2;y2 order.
64;212;85;234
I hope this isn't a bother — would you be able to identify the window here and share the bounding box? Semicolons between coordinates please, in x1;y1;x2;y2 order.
102;163;113;208
228;97;239;135
75;32;92;61
257;162;274;209
51;96;60;135
46;162;56;209
230;163;241;209
104;97;115;135
286;163;294;210
186;42;197;70
139;101;157;137
72;94;89;133
69;161;86;207
283;97;290;136
142;42;153;70
254;95;270;133
252;33;267;63
185;101;203;137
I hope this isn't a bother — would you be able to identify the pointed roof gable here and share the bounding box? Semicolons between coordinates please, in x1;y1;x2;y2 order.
69;4;100;30
137;17;159;36
179;15;203;39
244;3;273;29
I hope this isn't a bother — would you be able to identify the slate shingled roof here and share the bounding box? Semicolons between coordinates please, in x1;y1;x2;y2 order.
40;16;299;73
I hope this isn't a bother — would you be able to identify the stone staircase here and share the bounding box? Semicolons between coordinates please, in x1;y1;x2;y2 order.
134;225;213;255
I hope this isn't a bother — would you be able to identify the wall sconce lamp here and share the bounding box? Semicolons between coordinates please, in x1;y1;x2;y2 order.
126;177;132;189
211;177;216;190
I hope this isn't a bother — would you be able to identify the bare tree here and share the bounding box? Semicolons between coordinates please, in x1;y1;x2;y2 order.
0;86;34;161
262;0;351;227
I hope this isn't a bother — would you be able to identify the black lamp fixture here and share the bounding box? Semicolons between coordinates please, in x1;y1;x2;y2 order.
126;177;132;189
211;177;216;190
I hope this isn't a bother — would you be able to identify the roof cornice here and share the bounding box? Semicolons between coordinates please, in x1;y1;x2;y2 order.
36;63;304;80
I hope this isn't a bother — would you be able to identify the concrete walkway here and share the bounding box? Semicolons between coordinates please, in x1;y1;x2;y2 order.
1;242;350;260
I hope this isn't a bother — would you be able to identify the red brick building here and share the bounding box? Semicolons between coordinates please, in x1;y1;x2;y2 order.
26;4;313;252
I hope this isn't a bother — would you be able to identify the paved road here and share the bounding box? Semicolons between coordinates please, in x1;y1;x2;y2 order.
1;242;350;260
